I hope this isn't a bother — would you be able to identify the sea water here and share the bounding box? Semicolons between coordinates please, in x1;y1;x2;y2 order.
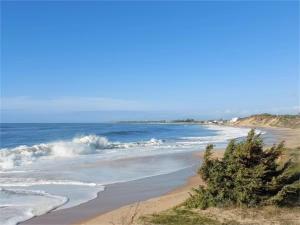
0;123;251;225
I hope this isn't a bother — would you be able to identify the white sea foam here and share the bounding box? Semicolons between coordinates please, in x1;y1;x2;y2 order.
178;125;251;146
0;126;251;170
0;136;164;170
0;126;252;170
0;170;28;174
0;188;68;225
0;125;253;225
0;178;98;187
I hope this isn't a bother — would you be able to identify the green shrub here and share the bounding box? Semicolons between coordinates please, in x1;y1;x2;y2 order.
186;129;300;209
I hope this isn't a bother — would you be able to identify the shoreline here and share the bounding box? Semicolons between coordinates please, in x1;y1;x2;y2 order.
76;166;206;225
21;153;200;225
20;125;300;225
75;126;300;225
75;151;225;225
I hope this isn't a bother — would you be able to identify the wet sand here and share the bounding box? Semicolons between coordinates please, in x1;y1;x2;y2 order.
74;127;299;225
21;153;199;225
21;126;299;225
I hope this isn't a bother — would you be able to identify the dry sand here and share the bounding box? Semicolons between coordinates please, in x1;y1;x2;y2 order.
78;173;204;225
77;127;300;225
22;154;198;225
260;127;300;148
77;151;225;225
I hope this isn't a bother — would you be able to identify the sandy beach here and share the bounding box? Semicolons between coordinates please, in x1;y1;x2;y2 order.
18;126;300;225
3;1;298;224
75;127;300;225
21;152;200;225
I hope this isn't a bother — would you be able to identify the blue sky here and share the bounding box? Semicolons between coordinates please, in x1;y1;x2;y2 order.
1;1;299;122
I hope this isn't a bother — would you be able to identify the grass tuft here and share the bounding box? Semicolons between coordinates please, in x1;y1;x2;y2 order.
142;208;223;225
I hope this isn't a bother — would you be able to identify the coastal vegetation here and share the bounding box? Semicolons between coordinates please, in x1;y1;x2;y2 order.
186;129;299;208
142;208;222;225
143;129;300;225
233;114;300;129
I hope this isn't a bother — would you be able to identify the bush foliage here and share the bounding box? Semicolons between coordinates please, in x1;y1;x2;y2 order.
185;129;300;209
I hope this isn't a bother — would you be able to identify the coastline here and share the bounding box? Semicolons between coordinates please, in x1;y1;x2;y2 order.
76;151;225;225
77;173;205;225
19;125;300;225
21;152;200;225
75;126;300;225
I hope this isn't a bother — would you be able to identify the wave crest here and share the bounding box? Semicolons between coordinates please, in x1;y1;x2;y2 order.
0;135;163;170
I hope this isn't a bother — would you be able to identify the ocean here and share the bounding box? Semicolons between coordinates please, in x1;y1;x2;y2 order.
0;123;250;225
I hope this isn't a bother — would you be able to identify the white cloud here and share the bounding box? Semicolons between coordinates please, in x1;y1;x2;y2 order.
0;96;149;112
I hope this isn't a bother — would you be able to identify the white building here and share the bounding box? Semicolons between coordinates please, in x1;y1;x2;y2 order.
230;117;239;123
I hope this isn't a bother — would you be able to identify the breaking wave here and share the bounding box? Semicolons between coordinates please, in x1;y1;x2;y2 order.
0;135;164;170
0;126;253;170
0;124;254;225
